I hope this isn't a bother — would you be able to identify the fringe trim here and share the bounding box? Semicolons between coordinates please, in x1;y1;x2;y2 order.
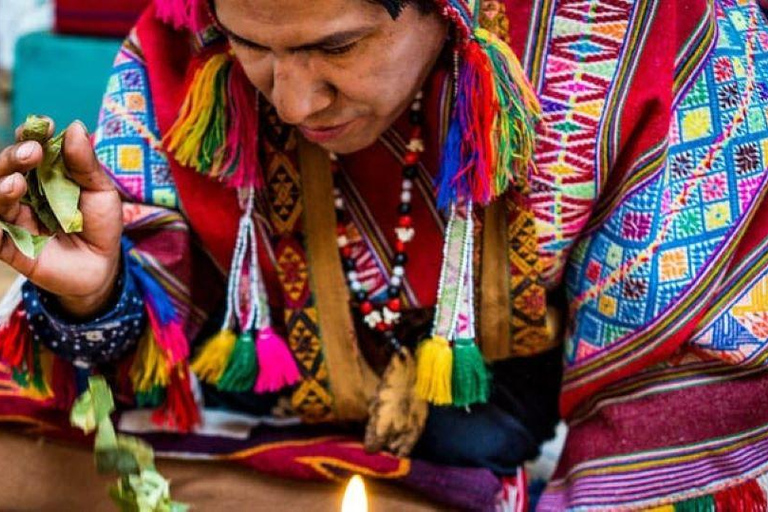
646;476;768;511
163;52;262;189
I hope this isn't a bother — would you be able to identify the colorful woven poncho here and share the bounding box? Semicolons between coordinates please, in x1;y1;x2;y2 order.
3;0;768;510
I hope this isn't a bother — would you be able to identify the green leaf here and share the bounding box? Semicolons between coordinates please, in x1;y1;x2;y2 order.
20;116;50;143
38;134;83;234
0;220;50;259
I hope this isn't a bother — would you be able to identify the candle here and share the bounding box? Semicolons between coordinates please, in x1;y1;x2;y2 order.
341;475;368;512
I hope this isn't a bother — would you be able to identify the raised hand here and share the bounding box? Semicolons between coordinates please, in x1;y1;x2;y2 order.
0;119;123;317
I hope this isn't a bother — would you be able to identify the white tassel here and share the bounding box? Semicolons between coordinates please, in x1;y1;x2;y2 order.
0;276;26;326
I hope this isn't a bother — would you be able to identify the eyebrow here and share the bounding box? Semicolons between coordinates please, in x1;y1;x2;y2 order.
208;1;372;53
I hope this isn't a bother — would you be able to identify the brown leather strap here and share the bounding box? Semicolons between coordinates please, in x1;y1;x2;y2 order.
479;199;513;361
298;137;379;421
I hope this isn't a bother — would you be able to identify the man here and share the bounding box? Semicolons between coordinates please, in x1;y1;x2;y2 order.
0;0;767;510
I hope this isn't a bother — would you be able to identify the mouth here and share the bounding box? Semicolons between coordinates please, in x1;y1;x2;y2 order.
298;120;355;144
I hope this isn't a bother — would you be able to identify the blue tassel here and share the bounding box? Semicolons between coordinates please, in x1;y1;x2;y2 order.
123;238;178;327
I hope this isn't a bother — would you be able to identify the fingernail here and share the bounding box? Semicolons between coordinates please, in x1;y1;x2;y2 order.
0;175;15;194
71;120;88;136
16;141;36;161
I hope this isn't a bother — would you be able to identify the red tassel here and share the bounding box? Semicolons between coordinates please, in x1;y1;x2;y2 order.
0;309;29;369
224;60;262;189
49;356;77;411
151;363;200;433
713;480;767;512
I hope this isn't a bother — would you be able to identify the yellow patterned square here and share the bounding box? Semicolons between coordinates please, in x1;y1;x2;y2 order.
125;92;147;113
705;201;732;231
660;248;688;282
681;107;712;141
118;146;143;173
598;295;617;317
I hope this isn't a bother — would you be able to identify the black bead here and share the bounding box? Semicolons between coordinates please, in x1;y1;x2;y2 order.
355;290;368;302
398;202;412;215
394;252;408;265
409;109;424;125
335;208;345;218
387;286;400;298
343;258;356;272
403;165;418;179
383;330;395;340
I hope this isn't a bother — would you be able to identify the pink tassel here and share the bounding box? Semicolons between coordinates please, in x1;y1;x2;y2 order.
147;307;189;366
154;0;209;32
224;60;262;189
254;327;301;393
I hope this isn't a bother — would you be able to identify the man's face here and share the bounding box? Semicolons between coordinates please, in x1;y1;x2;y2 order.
213;0;448;154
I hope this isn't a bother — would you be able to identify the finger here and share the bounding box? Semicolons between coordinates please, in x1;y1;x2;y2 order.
0;173;28;220
62;121;115;192
15;116;55;142
0;141;43;176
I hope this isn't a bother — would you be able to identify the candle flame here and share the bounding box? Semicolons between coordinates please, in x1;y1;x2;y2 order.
341;475;368;512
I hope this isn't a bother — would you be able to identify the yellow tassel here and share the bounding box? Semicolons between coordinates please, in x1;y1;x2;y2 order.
415;336;454;405
190;329;237;384
164;53;230;170
130;329;171;393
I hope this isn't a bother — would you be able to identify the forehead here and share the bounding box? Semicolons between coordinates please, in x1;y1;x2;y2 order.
214;0;383;30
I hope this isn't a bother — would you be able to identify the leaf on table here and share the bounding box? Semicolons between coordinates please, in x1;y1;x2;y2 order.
0;220;50;259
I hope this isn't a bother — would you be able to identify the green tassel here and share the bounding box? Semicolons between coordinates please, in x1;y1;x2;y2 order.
135;385;166;408
451;338;490;407
218;332;258;392
12;367;28;387
199;64;228;171
674;495;715;512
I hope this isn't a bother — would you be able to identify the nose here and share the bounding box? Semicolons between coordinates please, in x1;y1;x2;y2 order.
271;56;333;126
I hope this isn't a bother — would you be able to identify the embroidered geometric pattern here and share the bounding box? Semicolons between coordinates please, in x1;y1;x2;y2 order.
94;32;178;209
530;0;634;287
564;3;768;363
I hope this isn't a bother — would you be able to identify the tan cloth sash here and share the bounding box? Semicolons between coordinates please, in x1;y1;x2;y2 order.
298;138;379;422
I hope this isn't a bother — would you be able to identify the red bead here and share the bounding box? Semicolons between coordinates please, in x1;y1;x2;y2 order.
341;246;353;258
336;225;347;237
411;126;422;138
376;322;388;332
395;240;406;252
404;152;419;165
360;301;373;315
399;216;413;227
388;299;401;312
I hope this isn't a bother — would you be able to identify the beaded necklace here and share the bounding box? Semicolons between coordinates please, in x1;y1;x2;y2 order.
332;92;426;354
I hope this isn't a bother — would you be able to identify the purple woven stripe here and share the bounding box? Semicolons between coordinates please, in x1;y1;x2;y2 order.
541;425;768;509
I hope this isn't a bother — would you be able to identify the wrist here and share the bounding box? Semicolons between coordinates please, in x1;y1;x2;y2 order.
57;258;122;319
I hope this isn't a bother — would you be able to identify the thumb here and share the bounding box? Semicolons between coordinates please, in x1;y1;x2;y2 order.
61;121;115;193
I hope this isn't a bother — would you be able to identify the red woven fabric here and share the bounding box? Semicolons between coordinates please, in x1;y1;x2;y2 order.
55;0;150;38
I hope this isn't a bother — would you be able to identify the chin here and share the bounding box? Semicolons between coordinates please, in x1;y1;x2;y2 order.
318;130;380;155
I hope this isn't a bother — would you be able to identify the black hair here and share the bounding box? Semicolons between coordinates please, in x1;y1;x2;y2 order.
369;0;435;18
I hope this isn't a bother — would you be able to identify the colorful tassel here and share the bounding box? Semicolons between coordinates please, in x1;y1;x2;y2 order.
164;53;261;189
451;338;490;407
415;336;454;405
130;330;171;396
436;30;539;210
218;332;258;392
190;328;237;384
151;363;200;433
254;326;301;393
